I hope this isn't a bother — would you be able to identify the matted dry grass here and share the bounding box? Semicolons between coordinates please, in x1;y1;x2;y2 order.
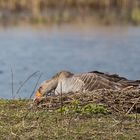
0;88;140;139
36;88;140;114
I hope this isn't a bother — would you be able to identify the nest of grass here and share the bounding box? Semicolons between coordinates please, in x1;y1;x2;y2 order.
35;87;140;114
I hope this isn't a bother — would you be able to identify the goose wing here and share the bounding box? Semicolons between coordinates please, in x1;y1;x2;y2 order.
89;71;140;87
89;71;127;82
74;73;122;91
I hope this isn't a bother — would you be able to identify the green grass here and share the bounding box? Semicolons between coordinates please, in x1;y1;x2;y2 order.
0;99;140;139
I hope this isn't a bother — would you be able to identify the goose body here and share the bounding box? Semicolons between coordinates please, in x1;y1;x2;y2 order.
55;72;122;95
34;70;140;100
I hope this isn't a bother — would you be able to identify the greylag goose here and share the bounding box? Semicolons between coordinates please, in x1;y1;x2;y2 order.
34;70;140;101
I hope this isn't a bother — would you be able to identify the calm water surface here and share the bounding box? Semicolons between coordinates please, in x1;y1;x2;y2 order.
0;25;140;98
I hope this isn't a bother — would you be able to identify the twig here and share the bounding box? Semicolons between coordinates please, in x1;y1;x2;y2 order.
14;71;39;99
10;68;14;99
125;97;140;115
135;106;138;124
60;81;63;116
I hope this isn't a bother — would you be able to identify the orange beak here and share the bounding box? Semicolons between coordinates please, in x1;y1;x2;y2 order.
34;90;41;101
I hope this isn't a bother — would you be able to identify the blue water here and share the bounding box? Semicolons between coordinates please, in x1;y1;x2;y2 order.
0;25;140;98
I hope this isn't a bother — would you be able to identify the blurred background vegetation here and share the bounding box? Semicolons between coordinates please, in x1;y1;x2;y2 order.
0;0;140;26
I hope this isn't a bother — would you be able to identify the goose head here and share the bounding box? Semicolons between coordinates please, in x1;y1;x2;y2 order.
34;71;73;102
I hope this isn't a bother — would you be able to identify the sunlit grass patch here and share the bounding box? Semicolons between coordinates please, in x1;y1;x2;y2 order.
0;99;140;139
57;99;109;116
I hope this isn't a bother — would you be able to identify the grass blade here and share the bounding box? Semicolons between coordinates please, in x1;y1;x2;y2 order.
14;71;39;99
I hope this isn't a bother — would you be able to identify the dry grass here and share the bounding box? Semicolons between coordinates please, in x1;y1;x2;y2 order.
0;0;140;25
0;94;140;139
37;88;140;114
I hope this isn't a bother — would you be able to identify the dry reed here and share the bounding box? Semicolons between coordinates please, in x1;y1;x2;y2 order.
0;0;140;25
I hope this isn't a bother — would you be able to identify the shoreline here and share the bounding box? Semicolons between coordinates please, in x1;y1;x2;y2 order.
0;20;139;30
0;17;140;27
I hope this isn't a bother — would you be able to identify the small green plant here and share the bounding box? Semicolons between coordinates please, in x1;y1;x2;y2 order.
57;100;82;114
82;104;108;115
57;100;108;115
